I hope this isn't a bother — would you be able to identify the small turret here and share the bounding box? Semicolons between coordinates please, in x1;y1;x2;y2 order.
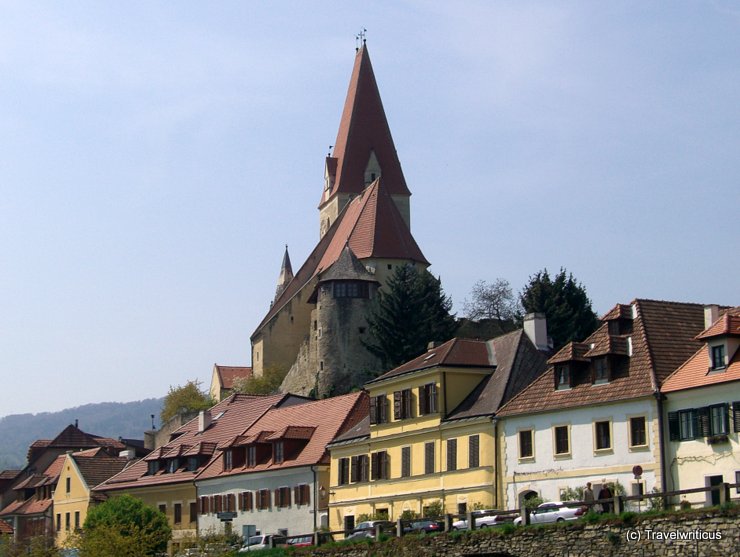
275;245;294;301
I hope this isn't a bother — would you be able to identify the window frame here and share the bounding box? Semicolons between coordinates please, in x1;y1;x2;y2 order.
518;429;534;460
553;424;571;457
468;434;480;468
710;344;726;370
447;438;458;471
628;415;648;449
594;419;613;452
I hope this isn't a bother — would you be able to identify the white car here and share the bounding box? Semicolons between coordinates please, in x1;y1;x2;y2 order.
237;534;287;552
452;510;506;529
513;501;586;525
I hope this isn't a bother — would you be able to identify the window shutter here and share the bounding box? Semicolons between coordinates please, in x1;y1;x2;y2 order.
294;485;300;505
229;494;235;512
394;391;402;420
430;383;438;413
371;452;379;480
698;407;711;437
370;396;377;424
350;456;359;482
447;439;457;471
418;386;427;415
733;402;740;433
469;435;480;468
425;442;434;474
379;396;387;423
247;492;253;511
721;403;730;435
303;484;310;505
274;488;281;507
401;447;410;477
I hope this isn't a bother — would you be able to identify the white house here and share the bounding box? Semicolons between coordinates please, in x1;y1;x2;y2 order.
195;392;367;539
662;306;740;506
496;300;708;509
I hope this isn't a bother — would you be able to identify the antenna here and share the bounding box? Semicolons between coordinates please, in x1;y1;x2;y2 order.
151;414;155;430
355;28;367;50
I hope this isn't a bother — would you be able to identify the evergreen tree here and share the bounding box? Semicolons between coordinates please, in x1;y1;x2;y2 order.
364;265;457;371
519;268;599;350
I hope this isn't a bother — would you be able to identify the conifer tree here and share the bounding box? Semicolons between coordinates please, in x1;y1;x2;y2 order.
519;268;599;350
364;265;457;371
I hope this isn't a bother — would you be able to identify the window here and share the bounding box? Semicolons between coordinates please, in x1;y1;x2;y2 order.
65;512;70;531
371;451;390;480
595;421;611;450
158;503;166;515
394;389;413;420
338;458;350;485
468;435;480;468
66;477;71;493
736;471;740;495
554;426;570;455
711;345;726;370
457;502;467;514
519;430;533;459
447;439;457;471
275;487;291;508
351;454;370;483
333;281;368;298
593;358;609;383
187;457;199;471
167;458;180;473
294;484;310;506
419;383;438;415
555;365;570;390
710;404;729;435
247;446;257;468
224;450;233;470
189;501;197;523
370;395;389;424
679;409;698;440
239;491;253;512
424;442;435;474
401;447;411;478
629;416;647;447
274;441;285;464
734;402;740;433
257;489;271;510
147;461;160;475
56;514;61;532
174;503;182;524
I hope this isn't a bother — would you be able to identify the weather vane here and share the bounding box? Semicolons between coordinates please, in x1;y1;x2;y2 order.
356;28;367;50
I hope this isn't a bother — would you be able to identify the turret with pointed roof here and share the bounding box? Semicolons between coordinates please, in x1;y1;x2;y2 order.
275;245;294;302
250;44;430;397
319;45;411;237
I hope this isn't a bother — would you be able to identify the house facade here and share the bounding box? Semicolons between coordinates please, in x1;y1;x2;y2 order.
497;300;709;509
327;315;549;533
96;393;308;554
662;306;740;506
194;392;367;539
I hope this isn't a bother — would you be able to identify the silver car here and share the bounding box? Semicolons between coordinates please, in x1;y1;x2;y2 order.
514;501;586;525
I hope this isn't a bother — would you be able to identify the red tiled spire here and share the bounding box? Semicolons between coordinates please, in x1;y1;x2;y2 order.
320;45;410;208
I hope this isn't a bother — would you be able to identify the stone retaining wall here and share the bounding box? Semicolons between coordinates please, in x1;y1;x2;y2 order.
300;509;739;556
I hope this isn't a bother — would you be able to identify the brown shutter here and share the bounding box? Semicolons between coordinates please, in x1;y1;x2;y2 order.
350;456;359;482
418;386;427;415
430;383;438;413
394;391;402;419
698;407;711;437
303;484;310;505
733;402;740;433
369;396;377;424
371;452;379;480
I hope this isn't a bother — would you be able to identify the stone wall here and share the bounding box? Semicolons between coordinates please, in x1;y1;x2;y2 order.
299;508;739;556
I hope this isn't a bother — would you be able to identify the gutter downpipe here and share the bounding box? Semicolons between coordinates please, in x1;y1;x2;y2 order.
654;391;669;508
492;416;499;509
311;465;318;532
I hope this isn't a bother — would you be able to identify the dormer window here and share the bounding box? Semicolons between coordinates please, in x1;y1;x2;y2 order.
274;441;285;464
710;345;726;371
167;458;180;473
247;446;256;468
224;450;233;471
187;457;199;472
555;365;570;390
593;358;609;384
147;461;160;476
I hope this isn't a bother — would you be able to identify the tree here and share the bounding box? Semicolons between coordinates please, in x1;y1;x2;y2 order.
519;268;599;350
78;494;171;556
364;265;457;371
462;278;521;322
231;365;286;395
160;380;214;424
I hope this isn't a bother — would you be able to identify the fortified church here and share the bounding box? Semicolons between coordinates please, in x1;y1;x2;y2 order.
250;44;430;397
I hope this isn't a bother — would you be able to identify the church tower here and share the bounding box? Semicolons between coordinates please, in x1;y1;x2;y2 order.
319;44;411;237
274;245;293;302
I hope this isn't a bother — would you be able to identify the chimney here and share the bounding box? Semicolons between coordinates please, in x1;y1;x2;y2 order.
119;449;136;460
198;410;212;433
427;341;439;350
524;313;549;351
704;305;719;330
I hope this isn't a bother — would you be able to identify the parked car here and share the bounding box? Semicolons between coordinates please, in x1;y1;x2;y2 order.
452;510;507;530
238;534;287;552
346;520;395;540
513;502;586;525
287;535;314;547
404;519;445;534
174;549;201;557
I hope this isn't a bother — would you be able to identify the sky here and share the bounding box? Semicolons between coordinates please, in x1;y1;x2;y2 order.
1;1;738;418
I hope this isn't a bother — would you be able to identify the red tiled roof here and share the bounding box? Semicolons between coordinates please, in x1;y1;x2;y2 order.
0;520;12;534
369;337;493;384
72;453;131;490
196;391;367;480
497;299;708;417
320;45;409;208
215;365;253;389
96;393;300;492
0;497;52;517
548;342;590;364
696;307;740;340
252;179;427;337
0;470;21;480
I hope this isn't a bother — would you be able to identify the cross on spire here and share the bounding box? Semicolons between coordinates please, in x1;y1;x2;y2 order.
355;28;367;51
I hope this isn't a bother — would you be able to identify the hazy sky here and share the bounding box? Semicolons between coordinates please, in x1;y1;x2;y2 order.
1;1;738;418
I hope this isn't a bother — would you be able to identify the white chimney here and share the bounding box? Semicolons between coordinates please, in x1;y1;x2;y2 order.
119;449;136;460
198;410;212;433
704;305;719;330
524;313;549;351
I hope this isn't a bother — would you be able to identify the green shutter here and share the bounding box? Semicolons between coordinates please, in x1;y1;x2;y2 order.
668;412;679;441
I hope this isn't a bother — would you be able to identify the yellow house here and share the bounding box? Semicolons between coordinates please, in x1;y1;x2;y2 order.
53;448;130;547
327;316;549;533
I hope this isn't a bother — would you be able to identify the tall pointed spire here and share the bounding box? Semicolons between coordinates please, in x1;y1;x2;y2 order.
275;244;293;301
319;45;411;236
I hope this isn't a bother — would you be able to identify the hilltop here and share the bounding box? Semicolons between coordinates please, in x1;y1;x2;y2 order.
0;398;163;470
